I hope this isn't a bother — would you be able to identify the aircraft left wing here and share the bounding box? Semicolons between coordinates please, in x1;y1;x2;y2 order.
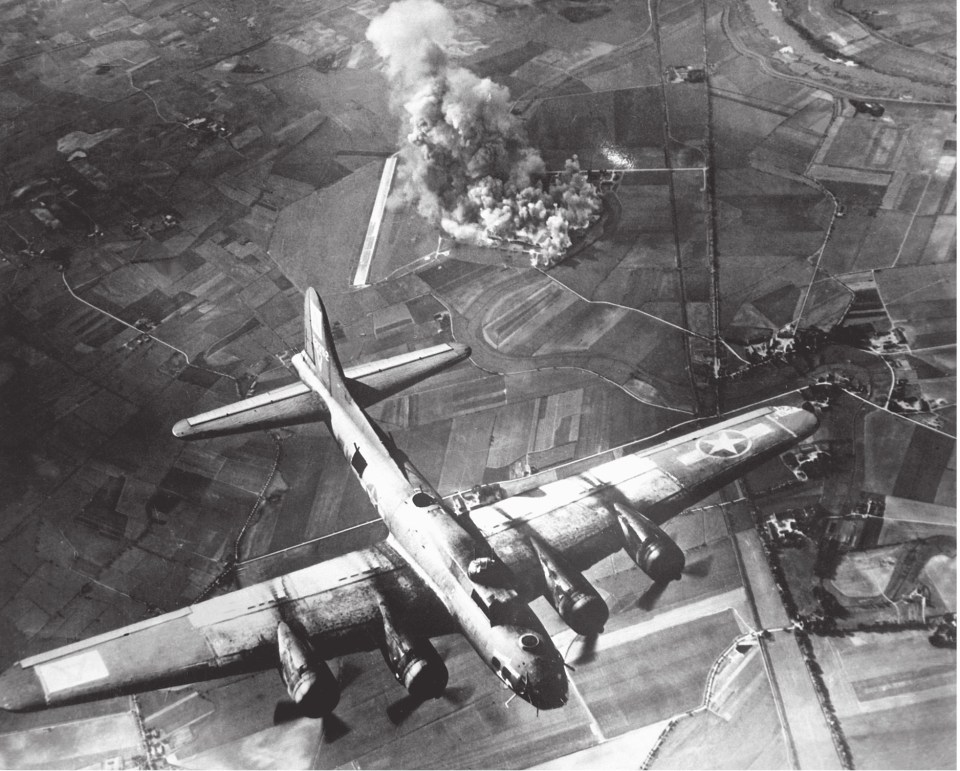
172;342;469;440
0;543;452;712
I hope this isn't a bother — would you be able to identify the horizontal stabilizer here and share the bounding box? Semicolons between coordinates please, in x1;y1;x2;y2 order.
347;342;470;405
173;342;470;440
172;382;325;440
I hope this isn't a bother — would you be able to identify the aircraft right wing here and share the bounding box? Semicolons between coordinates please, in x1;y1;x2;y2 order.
469;404;820;583
173;342;469;440
0;542;453;713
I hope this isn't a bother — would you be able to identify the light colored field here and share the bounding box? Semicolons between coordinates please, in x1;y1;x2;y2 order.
876;262;955;305
437;411;497;494
831;547;900;598
370;302;413;336
879;519;955;546
0;711;141;768
920;214;957;264
270;161;382;293
483;280;578;353
920;554;957;610
531;389;584;453
812;629;957;769
884;495;956;526
536;720;670;770
735;530;843;769
918;376;957;406
662;506;729;552
487;400;536;469
652;648;791;770
410;374;507;424
572;610;741;737
536;306;630;355
177;719;322;769
844;695;956;770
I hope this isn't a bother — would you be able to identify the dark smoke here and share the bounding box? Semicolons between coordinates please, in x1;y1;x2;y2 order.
366;0;600;266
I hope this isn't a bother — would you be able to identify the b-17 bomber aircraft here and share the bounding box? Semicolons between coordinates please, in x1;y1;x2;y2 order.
0;289;819;717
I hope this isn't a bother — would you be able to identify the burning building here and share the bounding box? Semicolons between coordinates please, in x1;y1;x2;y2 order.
366;0;601;267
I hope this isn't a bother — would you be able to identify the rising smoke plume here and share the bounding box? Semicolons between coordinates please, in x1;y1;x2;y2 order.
366;0;601;266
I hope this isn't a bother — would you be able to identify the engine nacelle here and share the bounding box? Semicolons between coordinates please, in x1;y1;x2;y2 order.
277;621;340;716
613;503;685;583
531;539;608;636
379;603;449;701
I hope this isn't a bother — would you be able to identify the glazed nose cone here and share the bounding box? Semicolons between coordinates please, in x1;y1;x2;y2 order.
525;657;569;710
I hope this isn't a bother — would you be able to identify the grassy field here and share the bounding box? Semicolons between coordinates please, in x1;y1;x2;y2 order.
652;650;791;769
877;264;956;350
573;610;741;737
270;160;383;293
863;410;955;504
831;544;902;597
813;629;957;769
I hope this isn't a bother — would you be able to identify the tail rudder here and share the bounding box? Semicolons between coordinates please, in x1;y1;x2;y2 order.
303;288;349;401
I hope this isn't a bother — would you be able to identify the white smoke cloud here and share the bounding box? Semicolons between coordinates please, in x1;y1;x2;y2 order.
366;0;600;266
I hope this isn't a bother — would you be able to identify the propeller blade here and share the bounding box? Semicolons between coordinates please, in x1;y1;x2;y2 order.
273;697;348;726
443;684;474;705
637;580;669;611
322;714;350;742
565;633;599;666
273;699;301;725
337;660;362;690
387;694;424;725
683;553;713;578
387;683;472;726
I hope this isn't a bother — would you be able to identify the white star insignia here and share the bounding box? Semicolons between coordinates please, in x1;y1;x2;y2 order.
698;430;751;458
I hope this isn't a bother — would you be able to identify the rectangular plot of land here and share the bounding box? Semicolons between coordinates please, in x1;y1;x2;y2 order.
528;442;576;471
654;654;789;770
372;303;414;336
843;695;957;771
486;282;574;351
447;378;507;417
438;411;498;494
853;663;955;702
410;375;506;423
884;493;956;525
892;428;955;503
876;262;955;304
863;411;916;495
417;259;499;295
488;400;536;469
918;214;957;264
536;305;629;356
907;320;956;350
576;611;739;737
823;119;890;169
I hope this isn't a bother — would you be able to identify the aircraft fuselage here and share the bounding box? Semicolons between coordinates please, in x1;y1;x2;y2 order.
292;352;568;709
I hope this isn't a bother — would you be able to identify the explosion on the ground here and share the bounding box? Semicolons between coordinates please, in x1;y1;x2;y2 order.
366;0;601;266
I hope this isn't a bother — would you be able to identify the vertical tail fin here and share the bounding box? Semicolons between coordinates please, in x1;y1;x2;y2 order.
302;288;350;402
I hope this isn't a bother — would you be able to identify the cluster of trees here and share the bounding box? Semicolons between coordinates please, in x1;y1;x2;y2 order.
753;508;855;768
794;628;855;768
639;716;682;770
813;537;845;578
929;614;956;648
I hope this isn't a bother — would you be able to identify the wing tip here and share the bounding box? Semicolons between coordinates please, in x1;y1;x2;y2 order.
449;342;471;360
0;664;46;713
